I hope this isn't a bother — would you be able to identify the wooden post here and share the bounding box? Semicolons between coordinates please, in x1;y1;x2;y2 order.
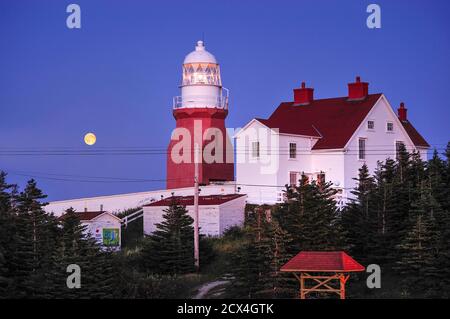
339;274;349;299
193;143;200;271
300;273;305;299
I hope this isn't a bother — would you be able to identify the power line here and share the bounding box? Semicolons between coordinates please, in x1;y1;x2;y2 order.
4;170;449;191
0;149;446;156
5;170;191;184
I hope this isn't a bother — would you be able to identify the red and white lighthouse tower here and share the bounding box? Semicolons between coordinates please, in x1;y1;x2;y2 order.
167;41;234;189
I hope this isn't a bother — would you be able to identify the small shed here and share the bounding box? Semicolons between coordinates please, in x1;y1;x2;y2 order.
74;211;122;250
143;194;246;236
280;251;365;299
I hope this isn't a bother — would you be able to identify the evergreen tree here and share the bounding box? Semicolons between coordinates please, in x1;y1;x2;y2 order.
427;149;447;211
0;174;129;298
341;164;377;264
368;161;396;265
385;146;416;264
274;177;343;254
395;191;441;297
57;208;117;298
229;209;294;298
9;179;50;298
0;171;16;296
256;218;294;298
55;208;87;298
141;199;195;274
441;143;450;212
230;226;266;298
427;146;450;297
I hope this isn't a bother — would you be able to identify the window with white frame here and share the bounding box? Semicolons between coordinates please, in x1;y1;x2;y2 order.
289;142;297;159
358;138;366;160
251;141;260;158
367;120;375;130
387;122;394;132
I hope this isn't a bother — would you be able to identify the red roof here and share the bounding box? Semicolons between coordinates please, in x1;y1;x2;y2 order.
59;211;106;221
256;93;428;149
400;120;430;147
280;251;365;272
144;194;246;207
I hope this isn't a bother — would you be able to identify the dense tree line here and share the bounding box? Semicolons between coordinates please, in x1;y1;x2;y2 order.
0;174;117;298
1;142;450;299
228;143;450;298
341;143;450;297
228;179;345;298
0;176;215;299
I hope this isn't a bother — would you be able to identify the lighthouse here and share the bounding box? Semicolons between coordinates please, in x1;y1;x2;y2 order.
167;41;234;189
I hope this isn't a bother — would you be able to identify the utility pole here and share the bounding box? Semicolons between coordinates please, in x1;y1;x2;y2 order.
193;143;200;271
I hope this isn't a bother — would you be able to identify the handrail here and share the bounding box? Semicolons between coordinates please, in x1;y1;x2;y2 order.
173;87;229;109
121;208;143;227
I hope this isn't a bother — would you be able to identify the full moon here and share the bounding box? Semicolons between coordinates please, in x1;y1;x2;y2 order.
84;132;96;146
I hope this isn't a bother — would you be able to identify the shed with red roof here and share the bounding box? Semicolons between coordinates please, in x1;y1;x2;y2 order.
59;210;122;250
143;194;246;236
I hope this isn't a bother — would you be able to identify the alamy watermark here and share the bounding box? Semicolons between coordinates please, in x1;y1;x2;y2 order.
66;264;81;289
366;4;381;29
66;4;81;29
366;264;381;288
169;122;280;175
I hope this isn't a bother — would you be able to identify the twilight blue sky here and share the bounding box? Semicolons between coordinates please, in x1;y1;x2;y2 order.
1;0;449;200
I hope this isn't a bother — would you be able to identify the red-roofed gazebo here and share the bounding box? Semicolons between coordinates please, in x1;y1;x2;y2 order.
280;251;365;299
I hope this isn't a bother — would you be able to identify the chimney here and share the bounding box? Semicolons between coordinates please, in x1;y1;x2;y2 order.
397;102;408;122
348;76;369;100
293;82;314;105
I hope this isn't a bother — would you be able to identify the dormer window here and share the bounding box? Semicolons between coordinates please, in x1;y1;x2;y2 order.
367;120;375;130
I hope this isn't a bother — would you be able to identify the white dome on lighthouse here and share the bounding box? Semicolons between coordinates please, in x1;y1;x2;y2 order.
173;40;229;110
184;40;217;64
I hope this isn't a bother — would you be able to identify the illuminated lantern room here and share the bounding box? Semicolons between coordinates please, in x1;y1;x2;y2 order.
174;40;228;109
182;62;221;86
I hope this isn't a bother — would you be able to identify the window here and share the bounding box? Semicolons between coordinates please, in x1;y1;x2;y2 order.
358;138;366;160
252;141;260;158
396;141;405;159
367;120;375;130
182;63;222;86
289;142;297;159
387;122;394;132
289;172;298;187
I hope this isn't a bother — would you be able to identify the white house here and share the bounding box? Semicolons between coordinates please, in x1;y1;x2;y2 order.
143;194;247;237
235;77;430;205
60;211;122;250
